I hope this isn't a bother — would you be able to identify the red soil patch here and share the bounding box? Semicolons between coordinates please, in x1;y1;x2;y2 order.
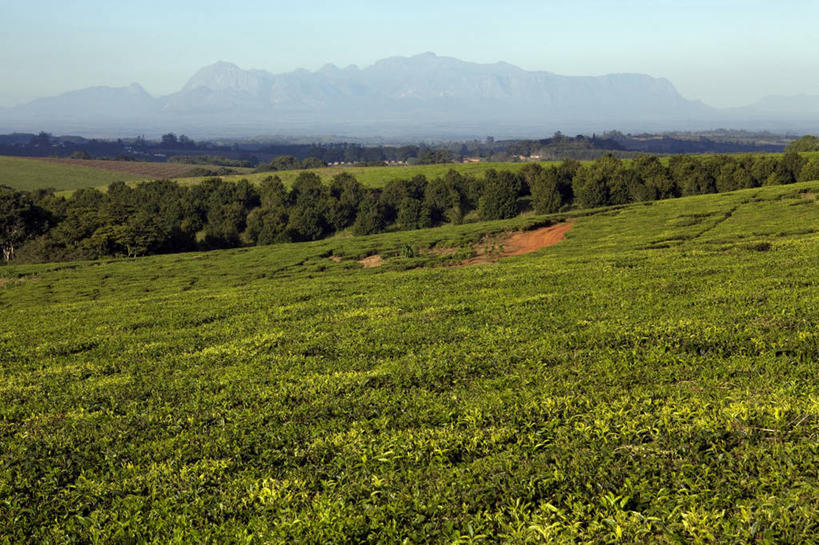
35;158;201;179
499;221;574;256
460;220;574;266
357;254;385;268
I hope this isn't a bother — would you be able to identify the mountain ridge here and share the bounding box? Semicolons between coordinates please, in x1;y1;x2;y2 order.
1;53;816;138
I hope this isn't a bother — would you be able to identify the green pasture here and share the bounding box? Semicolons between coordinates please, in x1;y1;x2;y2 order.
1;182;818;543
8;149;819;196
0;156;143;191
173;161;563;189
102;151;819;192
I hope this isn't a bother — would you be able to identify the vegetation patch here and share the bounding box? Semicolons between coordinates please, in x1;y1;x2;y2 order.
0;179;818;543
0;274;39;288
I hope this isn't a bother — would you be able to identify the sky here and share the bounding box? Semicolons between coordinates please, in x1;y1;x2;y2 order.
1;0;817;108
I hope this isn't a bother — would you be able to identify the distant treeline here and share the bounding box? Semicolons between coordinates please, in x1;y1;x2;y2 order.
2;152;817;264
167;155;255;168
0;132;463;165
0;131;800;165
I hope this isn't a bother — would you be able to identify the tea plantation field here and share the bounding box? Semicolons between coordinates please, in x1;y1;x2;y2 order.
1;182;818;543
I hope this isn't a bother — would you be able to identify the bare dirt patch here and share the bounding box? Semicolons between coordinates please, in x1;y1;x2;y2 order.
500;221;574;256
460;220;574;266
800;192;816;201
357;254;385;268
328;256;343;263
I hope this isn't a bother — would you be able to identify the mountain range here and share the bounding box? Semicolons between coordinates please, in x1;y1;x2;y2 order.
2;53;818;139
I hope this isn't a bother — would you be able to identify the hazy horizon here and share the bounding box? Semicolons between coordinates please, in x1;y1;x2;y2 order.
2;0;818;109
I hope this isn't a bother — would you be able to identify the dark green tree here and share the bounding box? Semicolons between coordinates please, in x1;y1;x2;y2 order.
785;135;819;152
380;175;428;224
245;176;291;245
396;197;432;230
326;173;365;231
352;194;385;235
423;170;469;225
0;187;50;262
781;151;807;184
301;157;325;169
530;168;563;214
797;158;819;182
632;155;676;199
750;156;781;186
286;206;327;242
669;156;715;196
204;202;245;248
478;170;521;220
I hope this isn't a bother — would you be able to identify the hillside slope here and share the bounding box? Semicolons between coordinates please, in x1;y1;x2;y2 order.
1;182;818;542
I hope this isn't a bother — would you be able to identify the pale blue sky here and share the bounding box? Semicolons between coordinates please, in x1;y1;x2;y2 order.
1;0;816;108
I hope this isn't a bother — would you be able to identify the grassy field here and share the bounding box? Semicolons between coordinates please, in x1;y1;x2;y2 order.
8;150;819;195
36;158;253;179
0;155;144;191
171;150;819;189
0;156;253;192
173;161;562;189
85;152;819;191
1;182;818;543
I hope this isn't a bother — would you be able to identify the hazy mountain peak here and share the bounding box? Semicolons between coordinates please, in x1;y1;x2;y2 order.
182;61;264;93
125;82;150;96
4;53;818;138
372;52;446;68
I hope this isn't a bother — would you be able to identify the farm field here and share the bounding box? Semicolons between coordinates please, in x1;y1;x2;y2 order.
1;182;818;542
173;161;564;189
0;156;252;192
35;157;253;179
167;150;819;190
0;155;144;191
6;150;819;194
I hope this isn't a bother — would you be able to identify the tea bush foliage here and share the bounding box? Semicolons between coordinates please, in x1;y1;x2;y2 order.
1;182;818;543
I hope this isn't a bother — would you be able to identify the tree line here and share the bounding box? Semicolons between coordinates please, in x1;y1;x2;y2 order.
2;152;817;264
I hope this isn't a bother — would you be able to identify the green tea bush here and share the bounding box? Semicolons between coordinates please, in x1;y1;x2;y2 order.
1;181;817;543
